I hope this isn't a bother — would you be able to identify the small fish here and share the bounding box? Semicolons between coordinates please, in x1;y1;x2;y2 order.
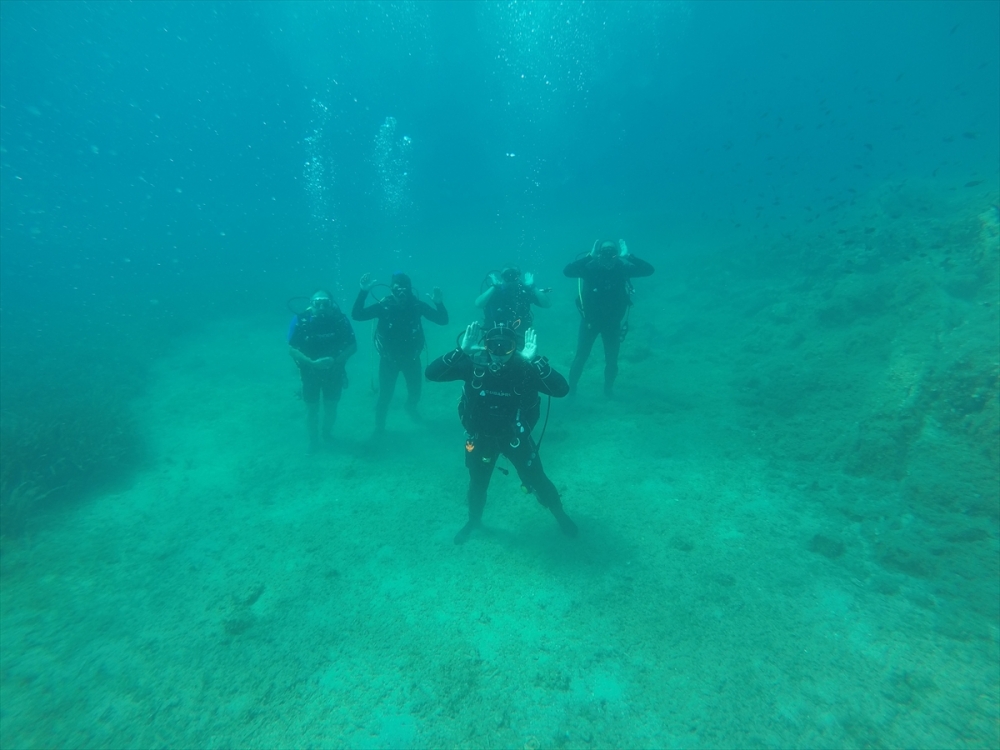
864;227;876;234
965;180;983;187
864;143;873;150
963;132;978;139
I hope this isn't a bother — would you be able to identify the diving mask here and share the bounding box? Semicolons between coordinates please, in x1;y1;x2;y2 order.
485;335;517;358
311;296;334;312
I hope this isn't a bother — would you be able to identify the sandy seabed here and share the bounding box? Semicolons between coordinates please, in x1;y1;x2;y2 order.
2;206;999;749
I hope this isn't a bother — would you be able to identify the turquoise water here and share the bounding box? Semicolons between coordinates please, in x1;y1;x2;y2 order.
1;2;998;748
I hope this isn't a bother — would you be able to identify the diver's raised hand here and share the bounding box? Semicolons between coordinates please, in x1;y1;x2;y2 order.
618;239;630;257
521;328;538;359
523;271;535;287
359;273;376;291
460;321;482;354
430;287;444;305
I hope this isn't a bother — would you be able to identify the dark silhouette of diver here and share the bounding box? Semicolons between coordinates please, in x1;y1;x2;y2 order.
474;266;551;348
425;322;577;544
353;271;448;434
563;239;654;397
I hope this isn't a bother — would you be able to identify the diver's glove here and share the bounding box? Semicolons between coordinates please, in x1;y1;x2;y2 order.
523;271;535;288
618;240;629;257
521;327;538;359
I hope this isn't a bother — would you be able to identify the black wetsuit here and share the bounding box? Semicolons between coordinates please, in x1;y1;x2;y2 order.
352;290;448;429
563;254;654;393
288;311;356;403
425;349;571;529
483;282;541;342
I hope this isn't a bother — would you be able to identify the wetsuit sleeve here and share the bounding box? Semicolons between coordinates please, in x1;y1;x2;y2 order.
525;356;570;397
624;256;655;277
351;289;380;322
425;349;472;382
418;300;449;326
563;257;592;278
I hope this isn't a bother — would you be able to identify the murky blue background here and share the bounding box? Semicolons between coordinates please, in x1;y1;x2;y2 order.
2;1;995;320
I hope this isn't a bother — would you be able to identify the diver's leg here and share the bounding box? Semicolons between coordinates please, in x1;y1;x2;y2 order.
568;321;600;392
320;371;343;442
301;371;322;450
401;355;423;418
306;402;321;450
601;324;622;397
505;438;578;538
321;400;338;442
375;357;399;433
456;440;497;544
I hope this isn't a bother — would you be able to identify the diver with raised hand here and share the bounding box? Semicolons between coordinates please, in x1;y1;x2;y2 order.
474;266;551;349
563;239;654;397
288;290;357;450
425;321;577;544
353;271;448;435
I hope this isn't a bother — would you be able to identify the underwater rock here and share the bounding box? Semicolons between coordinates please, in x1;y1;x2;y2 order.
877;543;932;578
669;535;694;552
808;533;845;559
221;582;265;636
222;611;255;636
235;582;265;607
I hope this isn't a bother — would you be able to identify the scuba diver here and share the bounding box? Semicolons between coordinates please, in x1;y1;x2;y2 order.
288;290;358;450
474;266;551;348
425;321;578;544
563;239;654;397
353;271;448;434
